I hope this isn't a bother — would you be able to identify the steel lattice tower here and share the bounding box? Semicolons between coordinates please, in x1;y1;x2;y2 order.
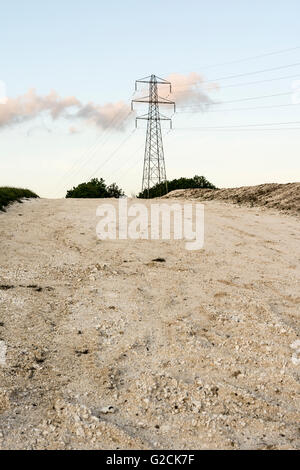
132;75;175;197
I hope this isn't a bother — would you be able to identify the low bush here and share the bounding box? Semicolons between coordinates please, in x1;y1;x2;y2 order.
138;175;217;198
66;178;125;198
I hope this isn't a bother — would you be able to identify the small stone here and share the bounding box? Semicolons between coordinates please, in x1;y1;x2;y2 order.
75;348;89;356
232;370;241;378
99;405;115;414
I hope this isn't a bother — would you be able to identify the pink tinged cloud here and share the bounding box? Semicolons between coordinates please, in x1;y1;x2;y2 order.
0;89;81;127
135;73;216;111
0;73;215;130
163;72;216;109
73;100;130;129
0;88;130;130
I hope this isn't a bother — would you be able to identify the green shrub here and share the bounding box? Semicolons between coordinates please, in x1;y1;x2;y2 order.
138;175;217;198
0;187;39;212
66;178;125;198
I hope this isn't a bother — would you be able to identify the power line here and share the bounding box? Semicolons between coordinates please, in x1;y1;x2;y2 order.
216;73;300;89
55;108;133;193
161;46;300;76
109;129;173;182
204;62;300;84
60;107;129;176
201;46;300;70
173;127;300;132
105;141;145;181
161;62;300;94
171;73;300;92
114;153;142;180
54;46;300;195
177;102;300;114
67;110;132;181
177;91;293;109
87;128;136;181
53;98;133;191
173;119;300;129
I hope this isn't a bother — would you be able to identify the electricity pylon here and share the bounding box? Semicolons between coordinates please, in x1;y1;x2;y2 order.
132;75;175;197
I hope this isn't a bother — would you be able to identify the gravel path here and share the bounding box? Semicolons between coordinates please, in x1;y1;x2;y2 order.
0;198;299;449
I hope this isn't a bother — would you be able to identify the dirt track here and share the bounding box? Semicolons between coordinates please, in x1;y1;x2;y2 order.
0;197;299;449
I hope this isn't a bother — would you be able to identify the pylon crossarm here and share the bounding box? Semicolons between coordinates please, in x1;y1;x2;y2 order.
135;113;149;119
135;75;152;83
152;111;171;120
135;76;172;93
133;95;174;103
132;95;151;102
157;96;175;104
132;99;175;106
136;114;171;121
131;96;151;111
160;99;176;113
136;76;171;84
136;113;171;121
155;75;171;84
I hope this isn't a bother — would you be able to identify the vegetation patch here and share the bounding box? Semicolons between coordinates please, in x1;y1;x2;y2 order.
0;187;39;212
138;175;217;198
66;178;124;198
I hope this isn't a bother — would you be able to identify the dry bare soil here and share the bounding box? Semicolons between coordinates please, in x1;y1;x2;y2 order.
0;195;299;450
163;183;300;215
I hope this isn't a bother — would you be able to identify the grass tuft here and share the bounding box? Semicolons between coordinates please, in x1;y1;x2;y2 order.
0;187;39;212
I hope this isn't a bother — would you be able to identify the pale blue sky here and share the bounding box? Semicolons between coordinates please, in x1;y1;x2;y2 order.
0;0;300;197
